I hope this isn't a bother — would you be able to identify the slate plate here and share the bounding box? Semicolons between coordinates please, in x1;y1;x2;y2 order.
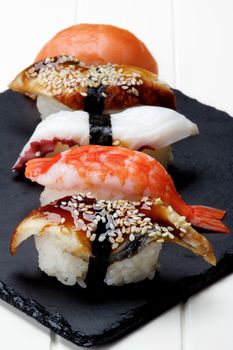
0;90;233;347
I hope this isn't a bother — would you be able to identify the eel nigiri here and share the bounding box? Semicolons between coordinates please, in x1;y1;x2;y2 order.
11;194;216;287
9;56;175;118
25;145;228;233
13;106;198;171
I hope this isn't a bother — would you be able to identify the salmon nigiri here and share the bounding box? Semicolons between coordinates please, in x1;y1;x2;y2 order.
25;145;228;233
35;24;158;74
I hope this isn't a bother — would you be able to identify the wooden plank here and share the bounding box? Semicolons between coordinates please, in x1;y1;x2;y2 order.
182;275;233;350
0;299;51;349
75;0;176;86
0;0;77;92
0;1;76;349
173;2;233;348
172;0;233;115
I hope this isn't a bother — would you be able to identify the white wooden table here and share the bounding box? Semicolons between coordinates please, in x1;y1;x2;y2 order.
1;1;233;349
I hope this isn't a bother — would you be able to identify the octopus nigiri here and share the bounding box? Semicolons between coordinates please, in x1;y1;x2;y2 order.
11;194;216;287
13;106;198;171
9;56;175;118
25;145;228;233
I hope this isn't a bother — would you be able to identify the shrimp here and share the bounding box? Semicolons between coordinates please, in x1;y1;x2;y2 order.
25;145;228;233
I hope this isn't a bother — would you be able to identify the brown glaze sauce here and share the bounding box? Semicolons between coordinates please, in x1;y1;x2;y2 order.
39;196;181;240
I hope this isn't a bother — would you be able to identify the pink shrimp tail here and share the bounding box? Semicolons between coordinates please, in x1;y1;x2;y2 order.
188;205;229;233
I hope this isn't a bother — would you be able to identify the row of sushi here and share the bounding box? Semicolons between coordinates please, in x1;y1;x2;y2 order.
10;24;228;287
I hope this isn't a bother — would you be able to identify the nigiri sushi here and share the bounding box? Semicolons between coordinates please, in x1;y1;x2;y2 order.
13;106;198;171
11;194;216;287
25;145;229;233
9;56;175;118
35;24;158;74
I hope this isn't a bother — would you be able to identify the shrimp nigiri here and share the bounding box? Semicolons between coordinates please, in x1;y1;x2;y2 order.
25;145;228;233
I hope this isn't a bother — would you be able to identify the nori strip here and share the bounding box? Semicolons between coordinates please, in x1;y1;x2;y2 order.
89;113;112;146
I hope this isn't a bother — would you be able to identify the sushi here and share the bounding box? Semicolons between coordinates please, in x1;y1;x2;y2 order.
35;24;158;74
11;194;216;287
9;23;228;292
9;56;175;118
12;106;198;171
25;145;229;233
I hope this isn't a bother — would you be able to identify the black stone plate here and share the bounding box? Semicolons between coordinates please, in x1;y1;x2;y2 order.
0;90;233;347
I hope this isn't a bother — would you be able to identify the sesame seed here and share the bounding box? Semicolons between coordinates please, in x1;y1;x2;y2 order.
131;226;137;233
61;201;66;206
178;216;186;222
98;234;106;242
116;236;124;243
170;214;177;221
109;223;115;230
144;217;151;222
168;205;173;213
155;230;162;236
80;92;87;97
90;233;96;242
108;231;117;237
108;237;115;244
157;239;165;243
60;217;65;224
86;210;94;214
112;140;121;146
148;231;158;237
61;227;69;234
182;222;191;228
126;228;131;234
162;231;169;237
129;233;135;241
154;198;163;205
142;227;148;235
124;221;131;227
112;243;119;250
86;230;91;238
